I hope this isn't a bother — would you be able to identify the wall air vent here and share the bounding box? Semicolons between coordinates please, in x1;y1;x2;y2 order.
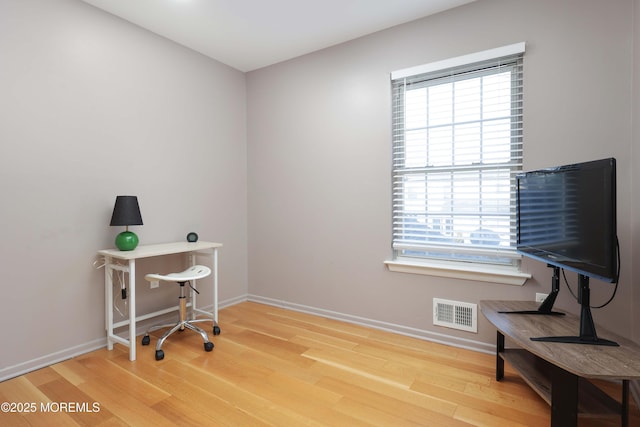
433;298;477;333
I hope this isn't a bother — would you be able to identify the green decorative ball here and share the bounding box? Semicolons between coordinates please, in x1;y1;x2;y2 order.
115;231;139;251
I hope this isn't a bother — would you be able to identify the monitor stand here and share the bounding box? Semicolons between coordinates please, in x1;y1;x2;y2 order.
499;265;565;315
530;274;619;346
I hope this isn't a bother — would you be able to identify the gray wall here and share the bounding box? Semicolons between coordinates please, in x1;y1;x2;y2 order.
0;0;247;378
247;0;638;347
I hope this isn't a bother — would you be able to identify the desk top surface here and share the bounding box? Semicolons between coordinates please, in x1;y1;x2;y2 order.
481;300;640;380
98;241;222;260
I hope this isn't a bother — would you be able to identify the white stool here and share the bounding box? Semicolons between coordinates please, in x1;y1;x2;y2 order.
141;265;215;360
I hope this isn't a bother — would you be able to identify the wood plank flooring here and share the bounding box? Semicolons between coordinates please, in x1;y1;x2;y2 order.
0;301;637;426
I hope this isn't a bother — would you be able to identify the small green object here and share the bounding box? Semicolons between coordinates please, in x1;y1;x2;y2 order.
115;231;139;251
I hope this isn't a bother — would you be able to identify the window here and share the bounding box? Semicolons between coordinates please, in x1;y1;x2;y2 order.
389;44;527;282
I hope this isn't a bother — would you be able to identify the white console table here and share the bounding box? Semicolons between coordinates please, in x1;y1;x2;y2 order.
98;241;222;361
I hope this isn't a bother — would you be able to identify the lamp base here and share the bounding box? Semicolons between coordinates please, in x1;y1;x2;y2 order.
115;231;139;251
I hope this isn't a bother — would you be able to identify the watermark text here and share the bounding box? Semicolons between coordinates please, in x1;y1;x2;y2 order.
1;401;100;413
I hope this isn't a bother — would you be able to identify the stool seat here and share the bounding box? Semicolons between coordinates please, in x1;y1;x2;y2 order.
141;264;216;360
145;265;211;283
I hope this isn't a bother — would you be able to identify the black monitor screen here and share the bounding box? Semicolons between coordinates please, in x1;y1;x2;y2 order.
516;158;617;282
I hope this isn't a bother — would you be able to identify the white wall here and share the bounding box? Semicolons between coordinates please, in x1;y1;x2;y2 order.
0;0;247;378
247;0;637;348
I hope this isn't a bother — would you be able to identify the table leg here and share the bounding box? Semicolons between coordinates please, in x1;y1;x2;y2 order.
550;364;578;427
213;248;218;324
105;256;114;351
496;331;505;381
189;253;197;320
128;259;136;361
622;379;629;427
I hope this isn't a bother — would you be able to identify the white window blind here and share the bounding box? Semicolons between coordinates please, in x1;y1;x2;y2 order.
391;44;524;266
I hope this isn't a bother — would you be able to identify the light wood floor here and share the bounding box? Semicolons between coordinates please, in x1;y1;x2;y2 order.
0;301;637;426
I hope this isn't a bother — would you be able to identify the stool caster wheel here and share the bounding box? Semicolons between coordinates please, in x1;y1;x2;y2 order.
142;335;150;346
204;342;214;352
213;326;221;335
155;350;164;361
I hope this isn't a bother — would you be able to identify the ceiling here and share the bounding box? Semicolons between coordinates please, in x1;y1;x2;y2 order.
80;0;475;72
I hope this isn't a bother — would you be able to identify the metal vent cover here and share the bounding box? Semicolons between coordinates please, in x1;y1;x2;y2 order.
433;298;477;333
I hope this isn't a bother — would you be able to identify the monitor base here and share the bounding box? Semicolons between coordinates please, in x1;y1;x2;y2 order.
530;335;619;346
500;309;564;316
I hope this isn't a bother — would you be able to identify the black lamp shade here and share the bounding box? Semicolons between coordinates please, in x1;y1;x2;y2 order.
110;196;143;226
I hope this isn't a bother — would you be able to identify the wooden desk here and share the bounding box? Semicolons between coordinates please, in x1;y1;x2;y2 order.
481;300;640;427
98;241;222;361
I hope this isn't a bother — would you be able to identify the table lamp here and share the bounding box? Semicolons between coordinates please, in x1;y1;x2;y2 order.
110;195;143;251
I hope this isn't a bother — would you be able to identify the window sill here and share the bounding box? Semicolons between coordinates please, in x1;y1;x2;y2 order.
384;258;531;286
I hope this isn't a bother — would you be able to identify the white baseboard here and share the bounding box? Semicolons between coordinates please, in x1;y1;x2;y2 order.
0;294;249;383
0;338;106;383
219;293;248;309
247;294;494;355
1;293;493;383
